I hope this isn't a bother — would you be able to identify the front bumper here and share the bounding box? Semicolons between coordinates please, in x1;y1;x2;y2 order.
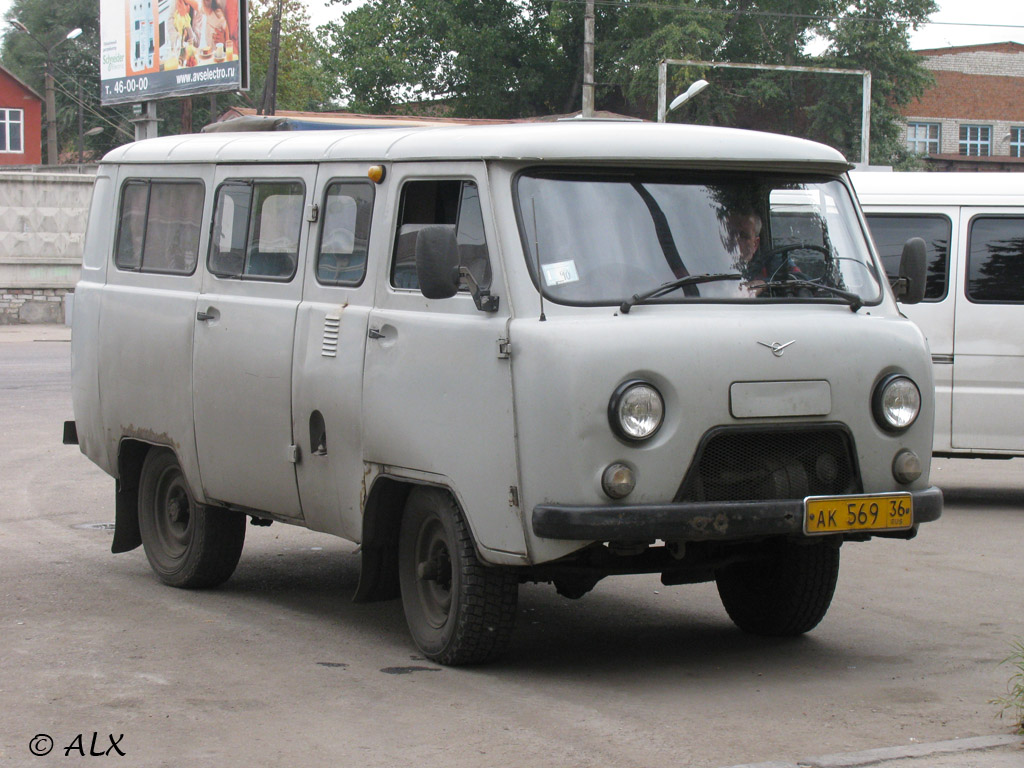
532;486;943;541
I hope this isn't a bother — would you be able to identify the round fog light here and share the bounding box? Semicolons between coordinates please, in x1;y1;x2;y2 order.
602;463;636;499
892;449;922;484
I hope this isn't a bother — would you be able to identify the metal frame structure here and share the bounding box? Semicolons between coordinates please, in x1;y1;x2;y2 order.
657;59;873;166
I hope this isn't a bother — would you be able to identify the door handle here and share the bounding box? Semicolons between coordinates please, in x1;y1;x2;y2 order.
367;327;385;339
197;308;219;322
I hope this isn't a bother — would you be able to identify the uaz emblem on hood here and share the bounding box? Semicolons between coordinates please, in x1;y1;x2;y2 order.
757;340;796;357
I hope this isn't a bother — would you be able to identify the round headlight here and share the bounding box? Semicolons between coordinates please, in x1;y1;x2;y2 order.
873;375;921;431
609;380;664;441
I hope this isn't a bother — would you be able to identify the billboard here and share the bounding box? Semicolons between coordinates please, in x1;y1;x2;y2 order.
100;0;249;105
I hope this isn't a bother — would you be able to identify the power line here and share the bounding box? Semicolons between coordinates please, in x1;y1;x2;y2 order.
541;0;1024;32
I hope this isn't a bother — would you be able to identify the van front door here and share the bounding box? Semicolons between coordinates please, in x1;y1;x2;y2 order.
362;165;527;558
951;211;1024;452
192;166;316;519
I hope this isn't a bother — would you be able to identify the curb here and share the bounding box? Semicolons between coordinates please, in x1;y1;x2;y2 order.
0;324;72;342
723;734;1023;768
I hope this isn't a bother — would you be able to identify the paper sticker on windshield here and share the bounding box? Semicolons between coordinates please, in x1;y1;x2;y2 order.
542;260;579;286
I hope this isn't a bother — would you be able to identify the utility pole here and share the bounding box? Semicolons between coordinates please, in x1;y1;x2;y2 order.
259;0;284;116
582;0;595;118
43;66;57;164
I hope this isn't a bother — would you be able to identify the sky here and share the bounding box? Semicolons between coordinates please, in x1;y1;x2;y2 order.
0;1;1021;56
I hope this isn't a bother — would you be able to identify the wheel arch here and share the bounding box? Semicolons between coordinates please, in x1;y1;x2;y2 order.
352;476;415;603
113;439;195;554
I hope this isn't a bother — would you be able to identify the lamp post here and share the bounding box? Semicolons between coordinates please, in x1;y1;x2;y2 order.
668;79;710;115
9;21;82;166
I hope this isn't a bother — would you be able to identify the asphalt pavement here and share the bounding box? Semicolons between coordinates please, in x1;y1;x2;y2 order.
2;321;1021;768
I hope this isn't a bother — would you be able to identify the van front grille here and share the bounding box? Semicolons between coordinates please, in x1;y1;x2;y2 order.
676;426;861;503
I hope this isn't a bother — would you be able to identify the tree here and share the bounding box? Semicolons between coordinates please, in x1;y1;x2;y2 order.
318;0;585;117
246;0;332;113
322;0;938;165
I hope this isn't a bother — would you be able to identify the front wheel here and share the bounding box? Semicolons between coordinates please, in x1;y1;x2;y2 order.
715;540;840;636
138;448;245;588
398;487;518;665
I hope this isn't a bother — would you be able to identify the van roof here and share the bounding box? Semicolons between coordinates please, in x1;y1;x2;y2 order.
851;170;1024;205
101;121;850;172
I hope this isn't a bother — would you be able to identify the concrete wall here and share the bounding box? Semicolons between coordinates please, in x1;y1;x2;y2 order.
0;169;95;324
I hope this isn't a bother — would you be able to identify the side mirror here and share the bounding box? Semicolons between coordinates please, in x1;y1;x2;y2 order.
415;225;460;300
894;237;927;305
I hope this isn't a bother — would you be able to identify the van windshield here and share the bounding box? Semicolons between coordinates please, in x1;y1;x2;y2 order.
515;171;883;307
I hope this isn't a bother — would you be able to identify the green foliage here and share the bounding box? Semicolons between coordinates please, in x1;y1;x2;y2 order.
247;0;331;112
992;640;1024;734
322;0;938;166
319;0;582;117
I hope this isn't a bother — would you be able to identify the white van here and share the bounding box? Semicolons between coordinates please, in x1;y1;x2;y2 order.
66;123;941;665
853;171;1024;458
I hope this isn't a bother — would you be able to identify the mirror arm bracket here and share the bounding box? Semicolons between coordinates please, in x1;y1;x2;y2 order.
459;266;499;312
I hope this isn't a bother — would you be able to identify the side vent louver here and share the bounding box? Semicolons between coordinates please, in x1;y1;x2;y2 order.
322;315;341;358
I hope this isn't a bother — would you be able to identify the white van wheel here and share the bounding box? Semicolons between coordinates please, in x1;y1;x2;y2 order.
138;448;245;588
398;488;518;665
715;541;839;636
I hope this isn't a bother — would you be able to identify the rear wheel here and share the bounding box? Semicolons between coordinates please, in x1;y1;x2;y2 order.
398;487;518;665
716;540;840;636
138;448;245;588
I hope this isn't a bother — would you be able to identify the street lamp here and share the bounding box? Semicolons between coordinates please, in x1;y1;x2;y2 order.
668;79;710;114
9;21;83;166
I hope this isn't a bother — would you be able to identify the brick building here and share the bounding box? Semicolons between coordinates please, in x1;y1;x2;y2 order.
900;42;1024;170
0;65;42;166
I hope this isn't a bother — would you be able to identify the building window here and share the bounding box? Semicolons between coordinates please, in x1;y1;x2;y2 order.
959;125;992;157
906;122;939;155
0;108;24;153
1011;128;1024;158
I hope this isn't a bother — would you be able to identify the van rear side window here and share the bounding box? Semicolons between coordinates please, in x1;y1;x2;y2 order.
317;181;374;286
864;214;950;301
114;180;204;274
209;180;304;280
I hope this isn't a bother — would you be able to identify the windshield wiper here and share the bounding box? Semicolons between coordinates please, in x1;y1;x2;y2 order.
758;279;864;312
620;273;741;314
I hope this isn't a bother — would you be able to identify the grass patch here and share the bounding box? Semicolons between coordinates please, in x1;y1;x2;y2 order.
992;640;1024;734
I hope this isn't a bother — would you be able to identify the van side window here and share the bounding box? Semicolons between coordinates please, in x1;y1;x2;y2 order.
864;214;950;301
209;180;304;280
967;217;1024;303
317;181;374;286
114;180;204;274
392;180;492;291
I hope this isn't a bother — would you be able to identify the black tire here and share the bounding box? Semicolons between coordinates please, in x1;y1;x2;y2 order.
398;487;518;665
138;448;245;589
715;541;840;636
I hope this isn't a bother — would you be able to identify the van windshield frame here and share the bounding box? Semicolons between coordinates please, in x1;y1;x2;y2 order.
513;168;884;309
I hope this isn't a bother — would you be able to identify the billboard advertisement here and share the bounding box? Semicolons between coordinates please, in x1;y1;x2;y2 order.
100;0;249;105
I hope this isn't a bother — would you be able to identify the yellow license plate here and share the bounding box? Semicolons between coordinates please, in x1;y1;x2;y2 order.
804;493;913;535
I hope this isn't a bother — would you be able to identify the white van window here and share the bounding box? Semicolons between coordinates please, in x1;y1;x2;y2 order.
208;180;304;280
114;180;204;274
516;171;882;307
864;214;951;301
967;216;1024;303
392;180;492;291
317;180;374;286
